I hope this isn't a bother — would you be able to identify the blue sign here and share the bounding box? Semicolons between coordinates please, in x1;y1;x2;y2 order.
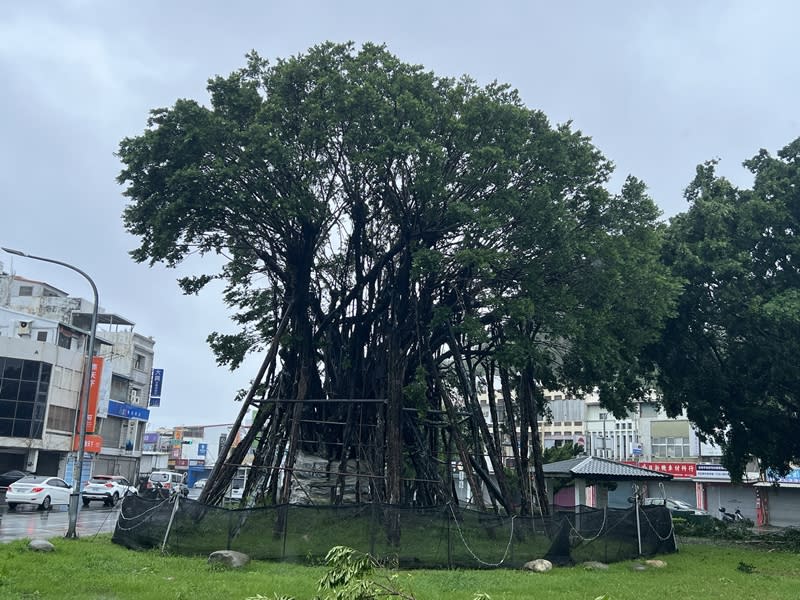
107;400;150;422
198;443;208;456
149;397;161;407
767;468;800;484
632;447;643;456
150;368;164;398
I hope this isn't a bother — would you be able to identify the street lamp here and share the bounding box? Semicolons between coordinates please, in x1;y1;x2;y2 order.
2;247;98;539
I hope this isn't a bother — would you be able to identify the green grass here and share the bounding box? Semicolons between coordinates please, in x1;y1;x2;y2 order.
0;535;797;599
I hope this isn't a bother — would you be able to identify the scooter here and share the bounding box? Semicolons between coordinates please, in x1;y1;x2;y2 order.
718;507;743;523
147;481;172;501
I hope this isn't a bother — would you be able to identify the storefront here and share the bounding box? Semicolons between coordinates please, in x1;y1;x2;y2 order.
756;468;800;528
692;463;758;521
617;461;697;507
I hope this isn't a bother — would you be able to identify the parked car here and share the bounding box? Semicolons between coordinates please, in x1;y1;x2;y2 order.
227;476;245;502
5;475;73;511
146;471;188;497
193;478;208;489
642;497;709;516
81;475;138;507
0;469;33;490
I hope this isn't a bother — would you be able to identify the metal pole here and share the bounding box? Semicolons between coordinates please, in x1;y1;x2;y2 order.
2;247;99;539
634;484;643;556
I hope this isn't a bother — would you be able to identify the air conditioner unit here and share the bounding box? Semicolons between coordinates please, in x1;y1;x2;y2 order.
16;320;32;336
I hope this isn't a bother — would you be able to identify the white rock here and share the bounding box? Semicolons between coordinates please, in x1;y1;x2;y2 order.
208;550;251;568
523;558;553;572
29;539;55;552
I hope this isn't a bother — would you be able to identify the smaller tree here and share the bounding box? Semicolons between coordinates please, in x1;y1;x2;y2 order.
543;442;584;464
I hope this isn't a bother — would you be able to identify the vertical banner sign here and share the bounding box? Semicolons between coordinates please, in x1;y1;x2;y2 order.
77;356;104;436
97;356;112;418
149;368;164;407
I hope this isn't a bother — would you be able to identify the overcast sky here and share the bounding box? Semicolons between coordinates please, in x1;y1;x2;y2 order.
1;1;798;429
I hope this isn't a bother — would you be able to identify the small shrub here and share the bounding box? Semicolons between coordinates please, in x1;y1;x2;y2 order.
315;546;415;600
737;561;757;574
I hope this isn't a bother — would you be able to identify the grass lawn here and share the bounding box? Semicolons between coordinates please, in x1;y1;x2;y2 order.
0;535;797;599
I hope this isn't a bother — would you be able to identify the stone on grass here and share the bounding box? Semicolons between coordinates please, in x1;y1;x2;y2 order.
630;562;647;571
645;559;667;568
582;561;609;570
523;559;553;572
208;550;250;568
29;539;55;552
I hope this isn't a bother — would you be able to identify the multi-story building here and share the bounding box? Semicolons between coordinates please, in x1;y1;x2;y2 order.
89;323;154;480
540;391;586;450
0;270;153;483
0;305;87;475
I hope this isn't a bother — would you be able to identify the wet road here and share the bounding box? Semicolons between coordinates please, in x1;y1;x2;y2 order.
0;501;122;543
0;489;202;543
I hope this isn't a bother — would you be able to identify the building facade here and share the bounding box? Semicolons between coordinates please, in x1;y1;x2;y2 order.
0;306;87;475
0;270;154;484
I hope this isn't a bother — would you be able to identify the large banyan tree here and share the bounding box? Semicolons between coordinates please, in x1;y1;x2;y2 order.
119;43;677;515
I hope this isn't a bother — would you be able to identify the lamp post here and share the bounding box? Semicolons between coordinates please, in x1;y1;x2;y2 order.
2;247;98;539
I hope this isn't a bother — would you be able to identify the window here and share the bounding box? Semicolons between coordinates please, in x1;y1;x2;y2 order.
46;405;76;432
18;285;33;296
57;332;72;350
37;331;48;342
129;388;141;405
651;436;691;458
0;359;49;439
134;354;145;371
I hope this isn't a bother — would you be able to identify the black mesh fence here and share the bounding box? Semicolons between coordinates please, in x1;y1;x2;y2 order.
112;496;676;568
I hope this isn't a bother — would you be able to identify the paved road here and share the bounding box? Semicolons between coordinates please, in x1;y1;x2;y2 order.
0;488;203;543
0;501;122;543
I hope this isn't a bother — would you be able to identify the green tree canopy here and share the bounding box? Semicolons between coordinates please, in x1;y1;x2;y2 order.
118;42;677;513
654;139;800;479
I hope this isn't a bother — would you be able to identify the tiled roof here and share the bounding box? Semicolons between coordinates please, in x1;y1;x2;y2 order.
542;456;673;480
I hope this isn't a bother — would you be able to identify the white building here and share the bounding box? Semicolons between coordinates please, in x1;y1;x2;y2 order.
0;271;154;483
0;306;87;474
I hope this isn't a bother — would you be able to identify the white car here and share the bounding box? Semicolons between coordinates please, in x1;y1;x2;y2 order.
81;475;138;507
642;497;709;516
225;476;245;502
6;475;73;511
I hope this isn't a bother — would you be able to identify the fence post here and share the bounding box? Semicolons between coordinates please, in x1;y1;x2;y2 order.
282;505;289;560
446;505;452;569
227;508;233;551
161;495;181;553
370;502;376;556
